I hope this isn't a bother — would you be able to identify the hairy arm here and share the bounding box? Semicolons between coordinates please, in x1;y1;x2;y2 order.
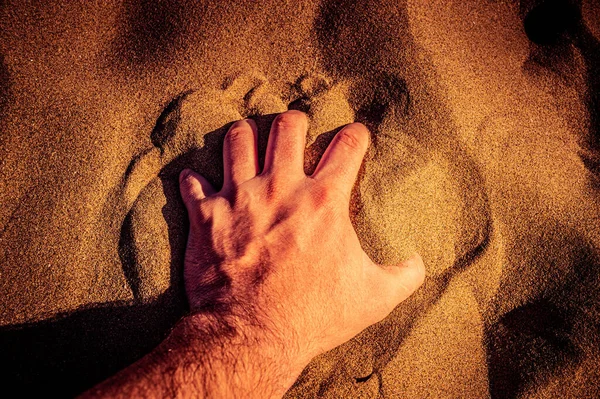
84;314;301;399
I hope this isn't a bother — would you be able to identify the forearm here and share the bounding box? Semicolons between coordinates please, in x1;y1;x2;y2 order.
81;314;303;399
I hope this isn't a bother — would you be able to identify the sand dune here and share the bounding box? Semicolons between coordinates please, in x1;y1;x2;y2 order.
1;0;599;397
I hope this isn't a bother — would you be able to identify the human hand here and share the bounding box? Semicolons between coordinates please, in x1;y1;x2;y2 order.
82;111;425;399
178;110;425;393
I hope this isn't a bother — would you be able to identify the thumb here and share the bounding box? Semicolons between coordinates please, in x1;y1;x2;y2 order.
365;252;425;321
179;168;216;214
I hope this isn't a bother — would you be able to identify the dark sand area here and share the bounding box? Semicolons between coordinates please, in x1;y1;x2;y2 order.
1;0;599;397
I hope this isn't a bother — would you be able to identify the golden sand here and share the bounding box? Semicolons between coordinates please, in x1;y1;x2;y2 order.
1;0;599;397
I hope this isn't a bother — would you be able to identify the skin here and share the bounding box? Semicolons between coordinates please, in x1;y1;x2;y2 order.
81;110;425;398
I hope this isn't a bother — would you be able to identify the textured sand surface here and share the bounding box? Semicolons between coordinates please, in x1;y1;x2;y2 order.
1;0;599;397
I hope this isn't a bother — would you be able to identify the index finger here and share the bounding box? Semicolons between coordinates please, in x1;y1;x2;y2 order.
311;123;370;198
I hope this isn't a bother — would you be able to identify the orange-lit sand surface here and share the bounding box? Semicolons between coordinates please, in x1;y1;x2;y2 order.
1;0;599;397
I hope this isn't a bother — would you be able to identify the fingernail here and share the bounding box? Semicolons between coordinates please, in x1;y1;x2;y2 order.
179;168;191;184
406;253;425;273
285;109;309;123
231;119;245;128
245;118;257;130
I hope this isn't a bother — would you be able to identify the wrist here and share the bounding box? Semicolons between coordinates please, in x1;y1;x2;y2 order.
167;312;306;398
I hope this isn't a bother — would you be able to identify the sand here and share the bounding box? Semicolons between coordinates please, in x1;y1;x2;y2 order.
1;0;599;397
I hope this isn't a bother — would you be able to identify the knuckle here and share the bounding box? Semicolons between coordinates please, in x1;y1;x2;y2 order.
259;174;295;202
232;185;254;208
263;177;284;201
199;196;228;218
196;201;212;221
310;184;338;209
273;111;306;130
226;127;248;144
337;128;364;151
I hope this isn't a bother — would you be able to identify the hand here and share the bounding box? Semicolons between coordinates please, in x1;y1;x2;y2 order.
179;111;425;382
83;111;425;399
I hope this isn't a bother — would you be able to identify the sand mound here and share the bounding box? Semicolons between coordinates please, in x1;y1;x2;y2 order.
1;0;599;397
